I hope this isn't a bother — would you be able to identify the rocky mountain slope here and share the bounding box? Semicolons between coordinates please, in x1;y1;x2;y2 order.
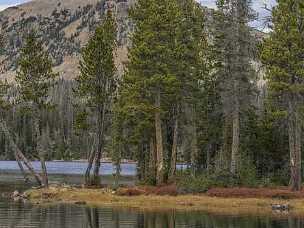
0;0;134;81
0;0;264;83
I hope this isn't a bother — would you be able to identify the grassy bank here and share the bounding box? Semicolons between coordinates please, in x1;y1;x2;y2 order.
26;186;304;216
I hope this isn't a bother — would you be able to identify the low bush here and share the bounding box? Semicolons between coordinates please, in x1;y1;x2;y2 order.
116;187;146;196
176;174;214;194
152;184;178;196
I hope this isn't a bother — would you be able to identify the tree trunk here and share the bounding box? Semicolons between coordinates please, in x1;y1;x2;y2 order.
149;136;156;184
222;115;232;170
231;93;240;175
34;117;48;188
190;106;198;175
206;144;211;174
40;156;48;188
92;104;106;186
15;153;29;183
84;136;96;185
0;118;42;185
169;118;178;180
155;89;165;185
288;100;302;191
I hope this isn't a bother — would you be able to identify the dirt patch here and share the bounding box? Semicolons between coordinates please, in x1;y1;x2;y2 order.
207;187;304;199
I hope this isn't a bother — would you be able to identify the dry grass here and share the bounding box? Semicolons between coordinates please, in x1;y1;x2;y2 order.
26;186;304;217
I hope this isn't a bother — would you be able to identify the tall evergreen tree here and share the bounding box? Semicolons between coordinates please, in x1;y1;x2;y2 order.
121;0;182;185
214;0;256;175
75;11;117;186
171;0;207;176
261;0;304;191
16;30;58;187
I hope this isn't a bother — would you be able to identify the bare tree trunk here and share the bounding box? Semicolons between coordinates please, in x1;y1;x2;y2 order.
231;90;240;175
288;100;302;191
92;104;106;186
34;117;48;188
0;118;42;185
169;118;178;180
155;90;165;185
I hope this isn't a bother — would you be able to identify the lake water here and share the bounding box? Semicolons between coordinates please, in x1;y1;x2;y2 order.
0;161;189;176
0;162;303;227
0;161;137;176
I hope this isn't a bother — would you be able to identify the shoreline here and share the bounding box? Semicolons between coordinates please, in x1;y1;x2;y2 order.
26;186;304;217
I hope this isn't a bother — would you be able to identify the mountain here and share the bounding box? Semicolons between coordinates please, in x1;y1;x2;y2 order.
0;0;134;82
0;0;265;83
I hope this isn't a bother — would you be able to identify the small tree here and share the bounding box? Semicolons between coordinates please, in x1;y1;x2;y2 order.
16;30;58;188
75;11;117;186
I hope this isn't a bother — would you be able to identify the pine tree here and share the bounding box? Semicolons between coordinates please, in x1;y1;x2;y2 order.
120;0;182;185
75;11;117;186
170;0;207;177
16;30;58;187
214;0;256;175
261;0;304;191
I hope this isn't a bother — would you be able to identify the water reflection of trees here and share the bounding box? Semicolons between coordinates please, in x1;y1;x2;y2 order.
85;208;304;228
85;207;100;228
137;210;304;228
2;201;304;228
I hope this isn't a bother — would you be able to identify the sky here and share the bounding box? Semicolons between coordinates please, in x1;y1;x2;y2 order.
0;0;28;11
0;0;277;30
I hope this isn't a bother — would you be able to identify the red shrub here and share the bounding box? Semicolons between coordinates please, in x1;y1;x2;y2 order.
152;185;178;196
116;187;146;196
207;187;304;199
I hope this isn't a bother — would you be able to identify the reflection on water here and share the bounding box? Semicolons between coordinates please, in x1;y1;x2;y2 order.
0;201;303;228
0;183;303;228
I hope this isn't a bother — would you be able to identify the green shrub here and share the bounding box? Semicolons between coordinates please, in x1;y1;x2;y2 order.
177;173;213;193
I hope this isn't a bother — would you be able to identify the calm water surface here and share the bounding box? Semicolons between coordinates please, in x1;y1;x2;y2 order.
0;161;188;176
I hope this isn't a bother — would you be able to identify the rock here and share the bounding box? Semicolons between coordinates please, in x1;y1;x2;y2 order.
271;204;289;211
11;190;29;202
12;190;20;198
21;192;29;199
13;196;21;202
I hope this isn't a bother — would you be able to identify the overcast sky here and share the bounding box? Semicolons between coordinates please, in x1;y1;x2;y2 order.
0;0;277;30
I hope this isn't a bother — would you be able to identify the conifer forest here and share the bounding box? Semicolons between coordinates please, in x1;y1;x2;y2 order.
0;0;304;192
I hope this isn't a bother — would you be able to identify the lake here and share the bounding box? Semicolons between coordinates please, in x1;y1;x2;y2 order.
0;161;138;176
0;162;303;228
